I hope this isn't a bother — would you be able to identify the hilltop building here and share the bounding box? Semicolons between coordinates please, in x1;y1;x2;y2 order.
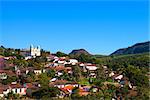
30;45;41;57
21;45;41;60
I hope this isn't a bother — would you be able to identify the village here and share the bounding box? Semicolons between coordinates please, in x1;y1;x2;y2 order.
0;45;138;99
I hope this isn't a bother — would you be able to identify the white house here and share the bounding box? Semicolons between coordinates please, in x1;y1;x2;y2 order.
103;65;108;69
53;58;59;63
25;56;32;60
109;72;115;77
0;83;27;97
89;73;96;78
0;85;10;97
58;60;66;64
56;72;63;76
50;78;57;82
0;72;7;80
115;75;123;80
69;59;78;65
79;63;85;67
10;83;26;95
34;69;42;75
25;68;43;75
85;64;97;71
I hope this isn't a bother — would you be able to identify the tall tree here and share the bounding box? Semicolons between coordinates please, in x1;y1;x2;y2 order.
72;65;82;82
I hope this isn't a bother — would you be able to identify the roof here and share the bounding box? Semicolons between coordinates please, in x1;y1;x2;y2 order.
49;80;68;86
0;89;3;94
115;75;123;80
0;55;4;58
86;64;96;66
0;70;16;76
63;85;74;90
0;84;9;91
59;88;70;94
65;67;72;71
54;66;65;71
10;83;24;88
25;83;38;89
79;88;90;96
86;66;97;71
0;70;6;73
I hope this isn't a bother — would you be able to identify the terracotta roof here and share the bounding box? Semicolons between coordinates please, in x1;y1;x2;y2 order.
0;70;6;73
0;70;16;76
0;89;3;94
79;88;90;96
78;86;91;96
112;74;120;78
0;84;9;94
10;83;24;88
49;80;68;86
86;64;96;66
54;66;65;71
79;92;90;96
0;84;9;90
63;85;74;90
0;55;4;58
25;83;38;89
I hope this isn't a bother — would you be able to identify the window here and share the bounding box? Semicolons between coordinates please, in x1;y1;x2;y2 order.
15;89;17;93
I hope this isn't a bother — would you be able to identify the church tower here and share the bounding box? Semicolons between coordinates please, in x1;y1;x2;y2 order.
30;45;41;57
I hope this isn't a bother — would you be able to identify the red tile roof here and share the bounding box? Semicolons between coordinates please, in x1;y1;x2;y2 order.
10;83;24;88
49;80;68;86
0;70;16;76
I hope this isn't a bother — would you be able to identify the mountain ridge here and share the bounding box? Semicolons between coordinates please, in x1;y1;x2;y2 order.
110;41;150;56
69;49;91;56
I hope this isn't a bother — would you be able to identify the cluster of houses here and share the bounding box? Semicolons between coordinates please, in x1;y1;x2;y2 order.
0;46;137;99
0;51;99;98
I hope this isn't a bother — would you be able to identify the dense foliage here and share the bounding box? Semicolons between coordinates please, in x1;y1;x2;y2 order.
32;87;60;99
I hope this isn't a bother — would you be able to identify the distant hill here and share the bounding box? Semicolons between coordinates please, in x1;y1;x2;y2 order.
69;49;91;57
110;41;150;56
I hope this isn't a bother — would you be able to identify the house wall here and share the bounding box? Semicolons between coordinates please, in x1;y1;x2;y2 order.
34;70;42;75
0;94;4;97
0;73;7;79
12;88;26;95
3;89;11;96
86;66;97;71
30;45;41;57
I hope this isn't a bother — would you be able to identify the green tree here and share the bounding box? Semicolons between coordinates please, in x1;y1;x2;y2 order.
72;65;82;82
32;87;60;99
47;69;56;78
125;65;149;87
71;87;80;99
2;76;18;85
38;73;49;87
96;65;106;81
5;91;20;99
55;51;68;57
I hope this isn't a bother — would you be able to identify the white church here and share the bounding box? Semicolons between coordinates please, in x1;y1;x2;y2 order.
23;45;41;60
30;45;41;57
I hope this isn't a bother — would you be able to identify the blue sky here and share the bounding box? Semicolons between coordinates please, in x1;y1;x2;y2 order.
0;0;148;55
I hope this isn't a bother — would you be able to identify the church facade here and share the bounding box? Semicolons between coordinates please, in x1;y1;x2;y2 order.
30;45;41;57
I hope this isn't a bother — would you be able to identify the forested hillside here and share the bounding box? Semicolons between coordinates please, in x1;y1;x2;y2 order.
111;41;149;55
